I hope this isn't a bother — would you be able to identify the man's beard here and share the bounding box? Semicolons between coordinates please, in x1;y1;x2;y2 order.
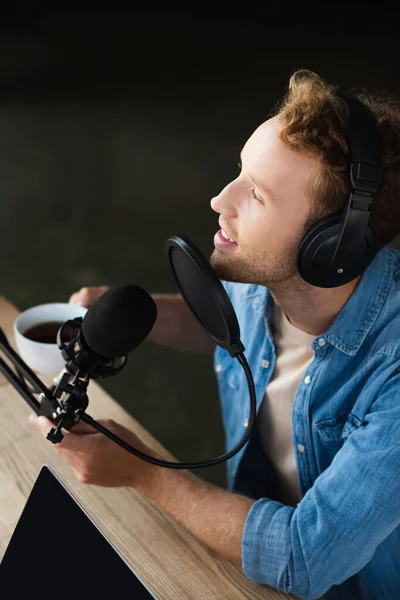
209;244;299;286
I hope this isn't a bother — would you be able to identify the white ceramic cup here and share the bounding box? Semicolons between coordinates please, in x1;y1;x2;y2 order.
13;303;88;374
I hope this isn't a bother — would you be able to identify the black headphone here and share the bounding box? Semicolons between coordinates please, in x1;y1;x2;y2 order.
297;93;383;288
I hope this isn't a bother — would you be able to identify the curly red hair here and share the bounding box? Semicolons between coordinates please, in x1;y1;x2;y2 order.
274;69;400;249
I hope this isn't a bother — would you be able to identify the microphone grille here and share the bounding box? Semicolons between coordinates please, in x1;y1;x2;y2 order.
81;284;157;358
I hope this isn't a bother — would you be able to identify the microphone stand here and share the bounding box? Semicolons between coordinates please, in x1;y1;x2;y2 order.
0;326;257;470
0;328;89;443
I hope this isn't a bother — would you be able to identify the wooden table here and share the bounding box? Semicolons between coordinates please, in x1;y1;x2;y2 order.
0;297;296;600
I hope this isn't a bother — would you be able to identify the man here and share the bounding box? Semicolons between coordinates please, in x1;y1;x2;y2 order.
29;70;400;599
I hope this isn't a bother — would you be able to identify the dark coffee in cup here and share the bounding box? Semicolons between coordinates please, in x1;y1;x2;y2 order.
14;303;87;373
24;322;66;344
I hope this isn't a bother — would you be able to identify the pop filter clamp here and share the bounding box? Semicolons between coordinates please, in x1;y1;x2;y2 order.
0;234;256;470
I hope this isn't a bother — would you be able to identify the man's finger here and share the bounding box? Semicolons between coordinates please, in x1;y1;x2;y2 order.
29;414;96;434
29;414;54;436
28;415;99;452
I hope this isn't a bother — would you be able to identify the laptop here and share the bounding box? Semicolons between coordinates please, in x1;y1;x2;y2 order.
0;465;158;597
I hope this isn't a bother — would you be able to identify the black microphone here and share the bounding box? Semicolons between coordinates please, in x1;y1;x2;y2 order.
41;284;158;441
57;284;158;380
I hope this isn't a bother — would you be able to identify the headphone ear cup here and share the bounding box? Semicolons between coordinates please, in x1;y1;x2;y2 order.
297;213;379;288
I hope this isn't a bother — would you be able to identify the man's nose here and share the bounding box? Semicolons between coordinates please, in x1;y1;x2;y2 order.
210;181;237;217
210;195;219;212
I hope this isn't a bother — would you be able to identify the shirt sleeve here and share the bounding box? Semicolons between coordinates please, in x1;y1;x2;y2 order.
241;370;400;599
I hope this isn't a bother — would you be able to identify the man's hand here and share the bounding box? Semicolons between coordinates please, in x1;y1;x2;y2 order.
69;285;110;308
28;414;159;491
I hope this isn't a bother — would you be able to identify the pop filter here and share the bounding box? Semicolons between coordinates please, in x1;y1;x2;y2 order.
165;234;244;357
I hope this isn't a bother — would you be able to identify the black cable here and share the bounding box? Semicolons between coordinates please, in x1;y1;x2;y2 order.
80;351;256;470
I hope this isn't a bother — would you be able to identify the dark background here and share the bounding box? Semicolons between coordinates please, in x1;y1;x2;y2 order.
1;3;399;487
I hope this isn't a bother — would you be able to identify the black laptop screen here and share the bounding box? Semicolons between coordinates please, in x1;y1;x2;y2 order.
0;465;156;598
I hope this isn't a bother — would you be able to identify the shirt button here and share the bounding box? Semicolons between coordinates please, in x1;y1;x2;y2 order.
215;364;223;373
297;444;306;453
304;375;311;384
243;418;249;427
252;300;260;309
261;359;270;368
317;338;326;346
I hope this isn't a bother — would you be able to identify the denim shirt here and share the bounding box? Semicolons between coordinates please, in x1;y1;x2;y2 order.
213;245;400;600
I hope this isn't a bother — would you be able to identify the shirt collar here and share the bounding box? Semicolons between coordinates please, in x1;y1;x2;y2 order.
323;246;395;355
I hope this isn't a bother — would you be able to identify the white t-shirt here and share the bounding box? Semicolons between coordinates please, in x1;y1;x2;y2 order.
257;302;315;506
